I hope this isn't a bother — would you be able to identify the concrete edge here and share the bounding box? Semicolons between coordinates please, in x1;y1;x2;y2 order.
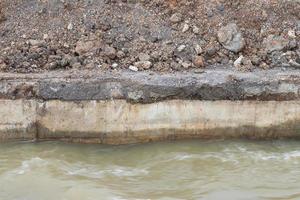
1;99;300;144
0;68;300;102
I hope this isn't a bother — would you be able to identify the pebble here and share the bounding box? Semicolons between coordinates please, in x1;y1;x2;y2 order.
111;63;118;68
67;23;73;30
251;55;261;66
117;51;125;58
177;45;186;52
27;39;44;46
234;55;244;68
195;45;203;55
259;62;269;69
192;26;200;34
206;46;218;57
169;13;182;23
43;34;49;40
288;30;296;38
182;24;190;33
181;61;192;69
193;56;205;68
129;65;138;72
134;61;152;69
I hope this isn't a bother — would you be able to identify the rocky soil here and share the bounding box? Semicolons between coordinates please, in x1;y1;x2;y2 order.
0;0;299;73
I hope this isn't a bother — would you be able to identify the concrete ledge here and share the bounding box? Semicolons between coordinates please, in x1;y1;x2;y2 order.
0;68;300;102
1;99;300;144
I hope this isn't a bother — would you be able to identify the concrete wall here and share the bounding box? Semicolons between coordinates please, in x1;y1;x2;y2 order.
1;100;300;144
0;100;37;141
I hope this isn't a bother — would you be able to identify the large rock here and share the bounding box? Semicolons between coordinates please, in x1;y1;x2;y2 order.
263;35;288;53
103;45;117;59
75;40;100;55
217;23;245;53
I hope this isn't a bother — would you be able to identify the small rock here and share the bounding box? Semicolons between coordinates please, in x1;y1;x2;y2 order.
193;56;205;68
170;61;181;70
177;45;186;52
27;39;44;46
67;23;73;30
138;53;151;61
250;55;261;66
288;30;296;38
259;62;269;69
60;58;69;68
134;61;152;69
233;55;244;68
182;24;189;33
217;23;245;53
103;45;117;59
170;13;182;23
263;35;288;53
129;65;138;72
205;46;218;57
72;62;82;69
181;61;192;69
192;26;200;34
43;34;49;40
195;45;203;55
111;63;118;69
117;51;125;58
234;55;253;70
45;62;58;70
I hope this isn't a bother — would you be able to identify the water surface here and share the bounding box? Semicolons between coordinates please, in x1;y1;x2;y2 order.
1;140;300;200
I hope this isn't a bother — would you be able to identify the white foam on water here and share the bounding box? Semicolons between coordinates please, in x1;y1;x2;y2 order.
59;161;148;179
243;150;300;162
171;152;239;164
106;166;149;177
283;151;300;160
58;162;105;179
11;157;48;175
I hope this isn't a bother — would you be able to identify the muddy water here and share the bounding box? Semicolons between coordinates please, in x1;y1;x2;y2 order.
1;140;300;200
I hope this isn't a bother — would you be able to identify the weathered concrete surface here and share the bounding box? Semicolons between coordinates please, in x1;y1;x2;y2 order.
1;99;300;144
1;69;300;144
0;68;300;102
0;100;37;141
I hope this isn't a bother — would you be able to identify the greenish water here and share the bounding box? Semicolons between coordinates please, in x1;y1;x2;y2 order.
1;140;300;200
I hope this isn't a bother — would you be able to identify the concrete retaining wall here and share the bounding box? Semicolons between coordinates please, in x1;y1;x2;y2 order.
1;100;300;144
1;69;300;144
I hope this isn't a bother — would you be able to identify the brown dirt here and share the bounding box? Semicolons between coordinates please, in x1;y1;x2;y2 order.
0;0;299;73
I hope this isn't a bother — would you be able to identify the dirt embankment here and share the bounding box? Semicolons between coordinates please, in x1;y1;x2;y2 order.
0;0;299;73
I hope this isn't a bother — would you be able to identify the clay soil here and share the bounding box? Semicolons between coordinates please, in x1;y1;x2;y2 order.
0;0;299;73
